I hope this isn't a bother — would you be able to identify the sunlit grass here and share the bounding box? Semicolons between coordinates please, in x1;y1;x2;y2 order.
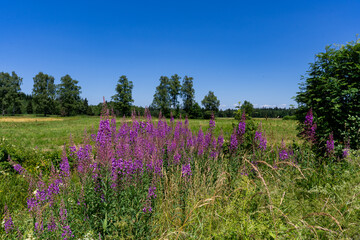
0;115;299;151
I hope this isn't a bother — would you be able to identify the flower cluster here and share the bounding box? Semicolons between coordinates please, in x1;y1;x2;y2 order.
303;108;317;143
4;205;14;234
326;133;334;156
279;139;289;160
254;130;267;151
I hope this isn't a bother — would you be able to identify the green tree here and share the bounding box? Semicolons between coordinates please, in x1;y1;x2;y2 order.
32;72;56;116
26;99;33;114
295;40;360;150
181;76;195;115
80;98;93;115
111;75;134;116
57;74;82;116
241;100;254;117
190;101;203;119
169;74;181;109
201;91;220;112
152;76;171;116
0;71;22;115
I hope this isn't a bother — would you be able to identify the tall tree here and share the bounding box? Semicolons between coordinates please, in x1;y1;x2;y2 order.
0;71;22;115
181;76;195;114
201;91;220;112
169;74;181;109
152;76;171;116
111;75;134;116
57;74;82;116
32;72;56;116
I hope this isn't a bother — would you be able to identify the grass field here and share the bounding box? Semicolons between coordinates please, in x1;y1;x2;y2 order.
0;115;300;151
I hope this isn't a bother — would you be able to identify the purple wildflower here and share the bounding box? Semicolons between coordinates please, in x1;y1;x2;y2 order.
230;130;238;151
4;205;14;234
173;153;181;165
303;108;317;143
13;164;25;175
254;130;267;151
326;133;334;156
217;133;224;149
237;111;246;142
35;222;44;233
148;186;157;199
62;225;74;240
182;163;192;180
343;140;350;158
60;148;70;178
47;214;57;232
279;140;289;160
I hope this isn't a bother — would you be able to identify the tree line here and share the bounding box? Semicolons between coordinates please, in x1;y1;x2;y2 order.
0;72;91;116
0;72;222;118
0;71;295;118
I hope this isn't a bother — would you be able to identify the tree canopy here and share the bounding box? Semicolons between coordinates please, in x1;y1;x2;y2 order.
152;76;171;116
201;91;220;112
0;71;22;115
57;74;82;116
111;75;134;116
32;72;56;116
181;76;195;115
169;74;181;110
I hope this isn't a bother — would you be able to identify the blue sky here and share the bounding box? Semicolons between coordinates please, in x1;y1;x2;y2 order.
1;0;359;109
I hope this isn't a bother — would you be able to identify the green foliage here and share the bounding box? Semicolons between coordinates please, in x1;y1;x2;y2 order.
57;74;82;116
252;107;296;118
111;75;134;116
152;76;171;116
181;76;195;115
283;115;296;120
235;101;254;120
0;71;23;115
241;100;254;117
189;102;203;119
169;74;181;109
32;72;56;116
295;40;360;150
201;91;220;112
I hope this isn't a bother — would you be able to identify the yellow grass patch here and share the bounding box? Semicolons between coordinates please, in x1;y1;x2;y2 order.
0;117;63;122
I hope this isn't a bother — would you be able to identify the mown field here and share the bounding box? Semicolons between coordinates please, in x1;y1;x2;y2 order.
1;114;359;239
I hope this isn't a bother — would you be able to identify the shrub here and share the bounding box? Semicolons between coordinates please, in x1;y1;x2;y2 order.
282;115;296;120
295;40;360;153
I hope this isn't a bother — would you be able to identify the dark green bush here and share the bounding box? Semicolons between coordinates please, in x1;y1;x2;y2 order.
296;40;360;151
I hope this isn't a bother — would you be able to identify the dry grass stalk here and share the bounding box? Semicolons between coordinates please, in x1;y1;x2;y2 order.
304;212;343;232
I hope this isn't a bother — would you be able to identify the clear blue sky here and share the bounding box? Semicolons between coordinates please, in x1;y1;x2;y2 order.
1;0;359;109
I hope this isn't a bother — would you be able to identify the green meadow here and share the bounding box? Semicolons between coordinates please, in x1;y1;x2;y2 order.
0;115;299;151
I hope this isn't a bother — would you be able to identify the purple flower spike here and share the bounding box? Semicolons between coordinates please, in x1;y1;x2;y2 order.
303;108;317;143
230;129;238;151
279;140;289;160
254;130;267;151
182;163;192;180
13;164;25;175
4;205;14;234
60;153;70;178
326;133;334;156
